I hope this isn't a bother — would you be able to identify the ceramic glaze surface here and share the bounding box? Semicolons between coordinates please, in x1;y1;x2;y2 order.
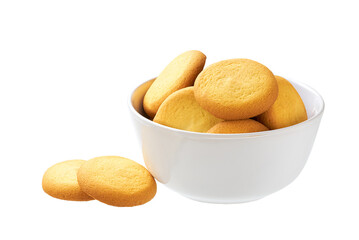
129;78;324;203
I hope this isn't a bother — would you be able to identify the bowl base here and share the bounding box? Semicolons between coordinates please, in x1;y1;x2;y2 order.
181;194;266;204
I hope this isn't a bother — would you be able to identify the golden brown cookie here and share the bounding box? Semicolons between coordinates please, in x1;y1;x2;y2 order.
207;119;268;134
77;156;156;207
153;87;222;133
194;59;278;120
256;76;307;129
42;160;93;201
143;50;206;119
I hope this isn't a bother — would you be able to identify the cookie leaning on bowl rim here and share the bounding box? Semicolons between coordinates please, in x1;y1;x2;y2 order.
256;75;308;129
143;50;206;119
194;58;278;120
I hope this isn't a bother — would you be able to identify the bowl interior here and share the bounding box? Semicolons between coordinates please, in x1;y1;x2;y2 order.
131;78;155;118
290;81;324;119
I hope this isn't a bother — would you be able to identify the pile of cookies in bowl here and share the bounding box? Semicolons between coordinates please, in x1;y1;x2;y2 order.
143;50;308;134
129;50;324;203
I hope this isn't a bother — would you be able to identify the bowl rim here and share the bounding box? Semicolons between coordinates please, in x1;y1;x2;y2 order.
128;78;325;139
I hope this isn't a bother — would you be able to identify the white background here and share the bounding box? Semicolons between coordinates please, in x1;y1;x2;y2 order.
1;1;358;239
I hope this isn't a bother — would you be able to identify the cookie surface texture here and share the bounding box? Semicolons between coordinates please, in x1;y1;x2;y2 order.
77;156;157;207
207;119;268;134
194;59;278;120
256;76;307;129
42;160;93;201
153;87;222;133
143;50;206;119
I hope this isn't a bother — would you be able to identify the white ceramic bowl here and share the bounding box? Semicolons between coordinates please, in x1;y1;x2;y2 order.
129;78;324;203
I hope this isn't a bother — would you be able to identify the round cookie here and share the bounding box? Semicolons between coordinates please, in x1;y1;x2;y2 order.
194;59;278;120
256;76;307;129
153;87;222;133
207;119;268;134
42;160;93;201
143;50;206;119
77;156;156;207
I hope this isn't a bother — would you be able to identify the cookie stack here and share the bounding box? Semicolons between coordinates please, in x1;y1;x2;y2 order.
144;50;307;133
42;156;157;207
